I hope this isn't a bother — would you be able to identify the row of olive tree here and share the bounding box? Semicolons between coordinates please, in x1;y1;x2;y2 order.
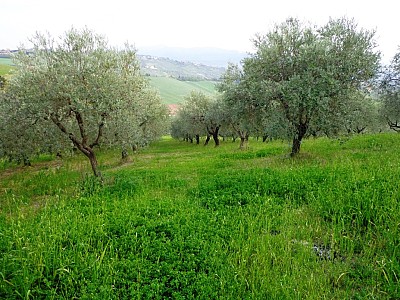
380;49;400;131
0;28;169;176
172;18;385;155
170;91;230;146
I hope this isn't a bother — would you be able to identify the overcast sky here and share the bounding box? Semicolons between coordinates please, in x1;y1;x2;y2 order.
1;0;398;62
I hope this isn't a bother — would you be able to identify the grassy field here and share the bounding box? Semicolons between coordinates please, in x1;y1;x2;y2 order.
0;58;13;76
148;77;218;104
0;133;399;299
0;58;14;66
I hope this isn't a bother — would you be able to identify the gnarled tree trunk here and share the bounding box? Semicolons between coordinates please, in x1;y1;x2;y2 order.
86;148;100;177
50;111;104;177
291;122;308;156
239;132;249;150
211;126;220;147
204;134;211;146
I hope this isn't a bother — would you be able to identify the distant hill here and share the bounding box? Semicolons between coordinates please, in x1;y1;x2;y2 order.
138;46;247;68
1;51;227;81
138;55;224;80
148;77;218;104
0;52;221;104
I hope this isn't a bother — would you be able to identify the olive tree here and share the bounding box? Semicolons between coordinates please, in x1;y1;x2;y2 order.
217;64;266;149
6;28;166;176
105;88;169;157
380;48;400;131
244;18;380;155
342;91;381;134
171;91;211;144
170;91;226;147
203;96;230;146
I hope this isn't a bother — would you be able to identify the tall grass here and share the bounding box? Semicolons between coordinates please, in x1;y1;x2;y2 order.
0;134;399;299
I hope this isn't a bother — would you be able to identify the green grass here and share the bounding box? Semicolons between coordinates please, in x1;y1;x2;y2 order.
0;134;399;299
0;58;14;66
0;58;14;76
148;77;217;104
0;65;12;76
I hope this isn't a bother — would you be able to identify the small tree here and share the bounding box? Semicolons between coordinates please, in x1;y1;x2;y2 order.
6;28;165;176
203;96;229;147
172;91;212;144
105;88;169;158
170;91;226;147
342;91;381;134
217;64;264;149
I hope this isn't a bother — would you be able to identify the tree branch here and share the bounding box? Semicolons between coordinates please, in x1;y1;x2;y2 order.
90;112;107;148
74;110;88;145
50;113;90;156
139;118;148;127
388;119;400;132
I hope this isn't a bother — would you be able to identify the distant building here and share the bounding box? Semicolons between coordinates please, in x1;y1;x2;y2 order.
168;104;180;116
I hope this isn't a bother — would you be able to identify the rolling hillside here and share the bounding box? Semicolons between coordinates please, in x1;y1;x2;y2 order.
138;55;225;80
0;57;13;65
148;77;218;104
138;46;246;67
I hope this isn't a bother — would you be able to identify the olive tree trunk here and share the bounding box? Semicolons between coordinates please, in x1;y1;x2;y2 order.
290;122;308;156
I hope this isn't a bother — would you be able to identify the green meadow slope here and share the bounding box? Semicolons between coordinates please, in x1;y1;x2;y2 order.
0;134;399;299
148;76;218;104
0;57;13;66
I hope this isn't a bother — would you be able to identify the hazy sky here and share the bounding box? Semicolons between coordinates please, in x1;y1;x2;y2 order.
1;0;398;62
